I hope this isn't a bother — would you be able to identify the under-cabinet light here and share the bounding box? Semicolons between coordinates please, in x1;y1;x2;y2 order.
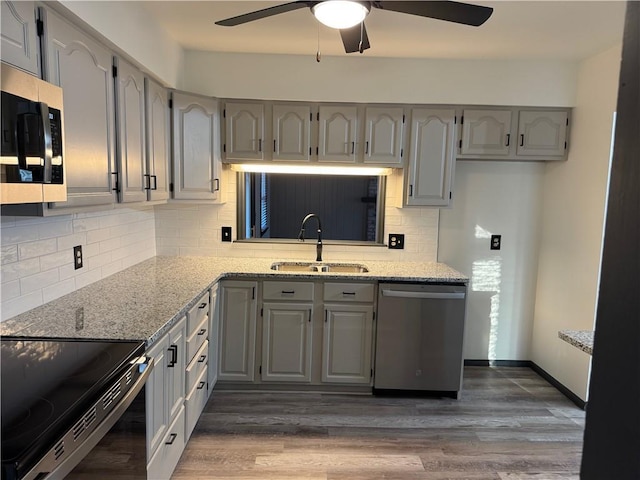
230;164;393;176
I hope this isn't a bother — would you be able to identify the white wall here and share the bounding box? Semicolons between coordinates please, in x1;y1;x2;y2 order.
155;168;440;263
531;45;622;401
439;161;545;361
0;208;156;321
184;51;577;106
57;1;184;88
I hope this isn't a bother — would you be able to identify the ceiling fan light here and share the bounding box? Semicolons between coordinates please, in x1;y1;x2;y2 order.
312;1;369;29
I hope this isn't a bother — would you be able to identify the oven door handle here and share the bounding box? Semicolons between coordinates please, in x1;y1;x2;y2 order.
23;356;154;480
380;289;466;300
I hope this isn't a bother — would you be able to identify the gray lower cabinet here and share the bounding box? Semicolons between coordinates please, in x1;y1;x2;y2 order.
41;7;117;209
218;280;257;382
145;316;186;479
184;291;209;440
0;0;39;75
261;302;313;382
322;303;374;384
208;282;220;396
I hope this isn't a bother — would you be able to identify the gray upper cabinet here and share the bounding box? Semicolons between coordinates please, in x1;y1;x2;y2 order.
115;57;146;204
516;110;568;157
224;102;265;161
318;105;358;163
42;7;117;209
1;1;39;75
172;91;222;201
460;109;512;157
145;78;170;202
364;107;404;165
406;108;456;207
272;104;311;162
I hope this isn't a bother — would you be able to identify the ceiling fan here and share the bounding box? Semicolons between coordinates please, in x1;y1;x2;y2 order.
215;1;494;54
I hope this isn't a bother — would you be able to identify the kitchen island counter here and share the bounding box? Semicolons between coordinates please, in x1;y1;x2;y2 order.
0;256;467;346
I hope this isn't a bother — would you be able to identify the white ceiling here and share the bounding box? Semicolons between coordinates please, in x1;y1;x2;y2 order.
141;1;626;61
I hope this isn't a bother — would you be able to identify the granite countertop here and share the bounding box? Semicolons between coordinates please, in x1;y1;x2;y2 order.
558;330;594;355
0;256;467;346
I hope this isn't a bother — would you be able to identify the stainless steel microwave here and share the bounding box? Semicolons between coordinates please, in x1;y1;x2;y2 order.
1;62;66;204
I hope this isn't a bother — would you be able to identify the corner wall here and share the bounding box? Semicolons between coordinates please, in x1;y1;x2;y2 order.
531;45;622;401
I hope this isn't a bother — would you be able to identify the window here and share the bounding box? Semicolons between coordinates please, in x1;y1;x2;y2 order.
238;173;386;244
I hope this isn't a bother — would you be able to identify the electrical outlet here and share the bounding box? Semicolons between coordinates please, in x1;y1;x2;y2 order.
491;234;502;250
221;226;232;242
388;234;405;250
73;245;83;269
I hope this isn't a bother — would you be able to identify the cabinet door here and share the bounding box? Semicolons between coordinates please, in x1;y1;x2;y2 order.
406;108;456;207
219;281;257;382
261;302;313;383
225;102;265;160
115;57;146;203
318;105;358;163
167;317;186;422
146;334;170;460
208;283;220;396
172;92;221;201
322;304;373;384
43;8;117;208
461;109;512;156
1;1;39;75
517;110;568;157
145;78;170;201
364;107;404;165
272;104;311;161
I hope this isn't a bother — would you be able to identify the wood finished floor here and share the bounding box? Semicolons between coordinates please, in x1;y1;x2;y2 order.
172;367;586;480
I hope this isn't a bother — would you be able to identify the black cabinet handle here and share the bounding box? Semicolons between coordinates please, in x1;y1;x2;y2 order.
165;433;177;445
409;184;413;197
273;139;276;152
198;328;206;336
351;141;355;154
365;141;369;154
167;345;178;367
144;174;151;190
111;172;119;193
281;290;295;295
213;178;220;192
198;302;207;309
505;133;510;147
342;292;356;296
258;138;262;152
520;134;524;147
151;175;157;190
198;354;207;363
197;381;206;390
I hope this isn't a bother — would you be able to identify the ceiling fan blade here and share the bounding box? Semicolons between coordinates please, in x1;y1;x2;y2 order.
215;2;310;27
376;1;493;27
340;23;371;54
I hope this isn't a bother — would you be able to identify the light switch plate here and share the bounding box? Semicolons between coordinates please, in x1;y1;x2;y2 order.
388;234;405;249
222;226;232;242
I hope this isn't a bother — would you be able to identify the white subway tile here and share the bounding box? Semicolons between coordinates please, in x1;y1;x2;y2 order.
101;259;123;278
18;238;57;260
1;290;43;321
1;258;41;282
57;232;87;252
38;220;73;239
75;268;103;289
1;225;40;245
43;278;76;303
99;237;121;253
39;250;74;271
1;280;21;301
20;268;59;294
73;216;102;232
86;228;112;244
85;251;112;270
1;245;18;265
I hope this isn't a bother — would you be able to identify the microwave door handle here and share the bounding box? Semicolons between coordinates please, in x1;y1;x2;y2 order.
15;113;28;171
39;103;53;183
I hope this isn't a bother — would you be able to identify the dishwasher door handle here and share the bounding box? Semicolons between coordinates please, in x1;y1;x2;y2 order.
381;289;465;300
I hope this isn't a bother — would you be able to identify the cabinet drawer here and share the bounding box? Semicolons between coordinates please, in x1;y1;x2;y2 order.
187;292;210;335
263;281;314;301
147;405;185;480
186;340;208;393
185;367;208;440
186;317;208;363
324;282;375;302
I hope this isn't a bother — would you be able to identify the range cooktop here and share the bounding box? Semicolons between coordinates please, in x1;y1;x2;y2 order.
1;337;145;480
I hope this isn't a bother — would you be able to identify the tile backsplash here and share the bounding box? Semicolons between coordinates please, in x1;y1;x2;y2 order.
1;207;156;321
155;169;439;263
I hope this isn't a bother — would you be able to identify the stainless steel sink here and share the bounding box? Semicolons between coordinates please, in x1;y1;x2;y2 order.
270;262;369;273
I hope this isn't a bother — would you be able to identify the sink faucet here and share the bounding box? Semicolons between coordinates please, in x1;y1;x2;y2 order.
298;213;323;262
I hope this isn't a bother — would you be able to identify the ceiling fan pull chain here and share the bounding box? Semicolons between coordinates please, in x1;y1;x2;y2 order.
359;21;364;54
316;23;322;62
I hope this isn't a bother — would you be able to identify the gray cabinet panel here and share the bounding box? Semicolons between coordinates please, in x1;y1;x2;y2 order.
0;1;39;75
517;110;568;157
461;109;512;156
273;104;311;161
145;78;170;202
225;102;265;160
364;107;404;165
318;106;358;162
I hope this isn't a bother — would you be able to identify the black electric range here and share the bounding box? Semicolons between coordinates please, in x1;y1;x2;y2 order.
1;337;150;480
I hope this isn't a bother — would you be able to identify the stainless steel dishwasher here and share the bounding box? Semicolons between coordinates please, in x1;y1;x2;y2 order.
374;282;467;398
